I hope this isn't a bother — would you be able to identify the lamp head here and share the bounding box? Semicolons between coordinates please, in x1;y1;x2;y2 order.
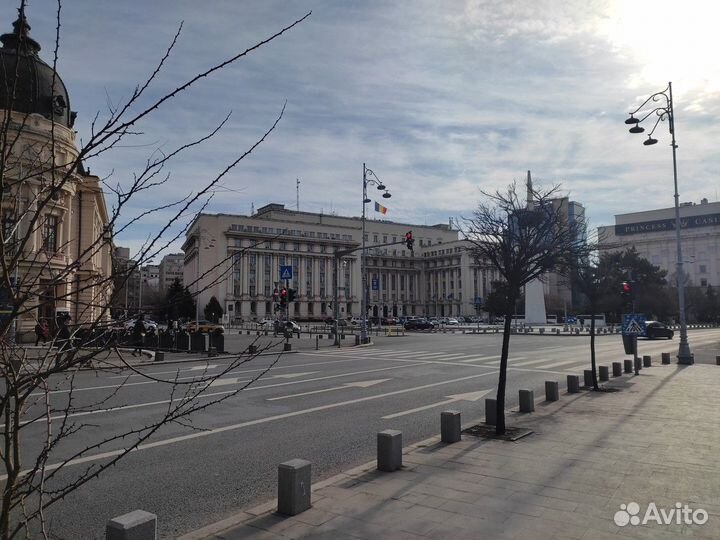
382;192;391;199
363;198;371;204
643;136;658;146
624;115;640;125
376;183;386;190
629;125;645;134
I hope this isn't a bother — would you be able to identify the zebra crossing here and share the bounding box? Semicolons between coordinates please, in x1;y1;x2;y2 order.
312;347;592;373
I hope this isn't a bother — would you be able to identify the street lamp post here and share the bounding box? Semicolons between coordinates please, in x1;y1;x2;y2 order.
624;81;693;364
361;163;391;344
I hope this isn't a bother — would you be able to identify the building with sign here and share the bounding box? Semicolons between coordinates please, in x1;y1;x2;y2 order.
598;198;720;288
182;204;503;323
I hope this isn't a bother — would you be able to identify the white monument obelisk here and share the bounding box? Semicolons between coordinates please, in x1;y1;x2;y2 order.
524;170;547;324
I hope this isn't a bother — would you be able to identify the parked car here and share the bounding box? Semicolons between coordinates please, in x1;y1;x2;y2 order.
325;318;348;326
644;321;674;340
258;318;275;327
183;320;225;333
404;318;434;330
446;318;460;326
275;320;301;334
124;319;158;332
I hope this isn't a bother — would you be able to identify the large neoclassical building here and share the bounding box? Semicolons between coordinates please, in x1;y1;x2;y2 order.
0;11;112;339
183;203;503;323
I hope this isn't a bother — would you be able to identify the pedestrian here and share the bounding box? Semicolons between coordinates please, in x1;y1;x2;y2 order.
55;316;71;368
35;319;49;345
131;316;146;356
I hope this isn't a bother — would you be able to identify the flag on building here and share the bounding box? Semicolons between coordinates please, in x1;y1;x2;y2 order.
374;201;388;215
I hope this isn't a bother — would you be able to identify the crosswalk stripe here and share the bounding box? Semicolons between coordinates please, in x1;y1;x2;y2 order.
535;359;586;369
511;358;553;367
485;356;527;366
460;355;500;363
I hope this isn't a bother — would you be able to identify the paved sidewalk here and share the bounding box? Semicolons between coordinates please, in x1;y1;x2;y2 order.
182;354;720;540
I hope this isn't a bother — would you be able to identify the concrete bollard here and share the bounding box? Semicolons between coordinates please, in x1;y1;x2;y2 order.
634;357;642;373
567;375;580;393
154;351;164;362
441;410;461;443
643;355;652;368
106;510;157;540
583;370;593;387
377;430;403;472
624;359;633;373
599;365;609;382
248;344;257;355
612;362;622;377
545;380;559;401
662;352;671;364
277;459;312;516
519;389;534;412
484;398;497;425
283;342;292;352
716;355;720;366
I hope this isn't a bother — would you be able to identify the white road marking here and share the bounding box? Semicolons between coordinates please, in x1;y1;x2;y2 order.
381;389;493;419
460;355;500;363
267;379;390;401
484;357;527;366
535;359;585;369
511;358;553;367
2;370;499;480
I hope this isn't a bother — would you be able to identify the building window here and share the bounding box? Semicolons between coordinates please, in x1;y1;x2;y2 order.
42;215;58;252
308;302;314;315
699;265;707;273
373;234;378;243
280;242;286;250
293;242;300;251
701;278;708;287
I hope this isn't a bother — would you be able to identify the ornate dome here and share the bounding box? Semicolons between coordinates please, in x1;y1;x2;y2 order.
0;9;75;128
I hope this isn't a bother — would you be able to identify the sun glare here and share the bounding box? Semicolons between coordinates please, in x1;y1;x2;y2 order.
601;0;720;99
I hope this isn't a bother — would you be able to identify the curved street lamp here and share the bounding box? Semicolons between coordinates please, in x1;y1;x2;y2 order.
361;164;391;343
625;82;693;364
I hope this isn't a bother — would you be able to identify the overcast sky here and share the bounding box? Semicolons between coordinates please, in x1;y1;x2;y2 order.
16;0;720;259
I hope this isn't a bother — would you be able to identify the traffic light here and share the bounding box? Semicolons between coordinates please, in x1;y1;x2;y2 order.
279;287;288;306
621;281;632;298
288;288;297;302
272;288;279;302
405;230;414;251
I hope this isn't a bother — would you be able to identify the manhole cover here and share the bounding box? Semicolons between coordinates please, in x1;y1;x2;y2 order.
462;424;533;441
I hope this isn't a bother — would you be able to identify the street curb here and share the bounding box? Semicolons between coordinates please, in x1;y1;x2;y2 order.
178;367;627;540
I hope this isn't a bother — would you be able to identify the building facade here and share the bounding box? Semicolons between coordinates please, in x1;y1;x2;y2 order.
598;198;720;288
0;12;112;338
182;204;500;323
159;253;184;292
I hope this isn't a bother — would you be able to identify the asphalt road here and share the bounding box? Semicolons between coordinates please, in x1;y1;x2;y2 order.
10;328;720;539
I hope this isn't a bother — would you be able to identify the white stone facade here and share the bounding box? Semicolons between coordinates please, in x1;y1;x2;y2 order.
183;204;500;322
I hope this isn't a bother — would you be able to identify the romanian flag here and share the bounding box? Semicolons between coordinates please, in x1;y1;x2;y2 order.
374;201;388;214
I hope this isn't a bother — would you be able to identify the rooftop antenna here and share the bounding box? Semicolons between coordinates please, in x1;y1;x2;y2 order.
296;178;300;211
250;202;255;215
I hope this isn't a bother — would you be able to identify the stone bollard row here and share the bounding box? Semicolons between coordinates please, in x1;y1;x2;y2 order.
624;359;633;373
567;374;580;393
643;355;652;368
583;370;593;387
662;352;671;364
485;398;497;425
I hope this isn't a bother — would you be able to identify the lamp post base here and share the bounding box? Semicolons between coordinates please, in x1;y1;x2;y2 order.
677;341;694;365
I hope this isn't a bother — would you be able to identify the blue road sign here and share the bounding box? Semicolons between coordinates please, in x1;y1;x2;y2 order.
566;316;577;324
371;278;379;290
279;265;293;280
622;313;646;336
474;296;482;305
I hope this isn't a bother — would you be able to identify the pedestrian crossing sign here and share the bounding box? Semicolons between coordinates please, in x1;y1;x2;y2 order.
622;314;646;336
279;265;293;280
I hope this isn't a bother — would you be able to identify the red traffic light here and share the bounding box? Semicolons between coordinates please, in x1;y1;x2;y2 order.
405;230;414;251
621;282;632;296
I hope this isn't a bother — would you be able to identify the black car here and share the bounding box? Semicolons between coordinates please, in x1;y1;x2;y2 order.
645;321;674;340
404;318;433;330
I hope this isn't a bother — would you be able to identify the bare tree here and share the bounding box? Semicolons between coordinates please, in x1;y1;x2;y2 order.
0;2;310;538
464;180;587;434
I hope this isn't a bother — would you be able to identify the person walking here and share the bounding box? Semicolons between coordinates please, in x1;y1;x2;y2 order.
131;316;146;357
55;316;71;368
34;319;50;345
